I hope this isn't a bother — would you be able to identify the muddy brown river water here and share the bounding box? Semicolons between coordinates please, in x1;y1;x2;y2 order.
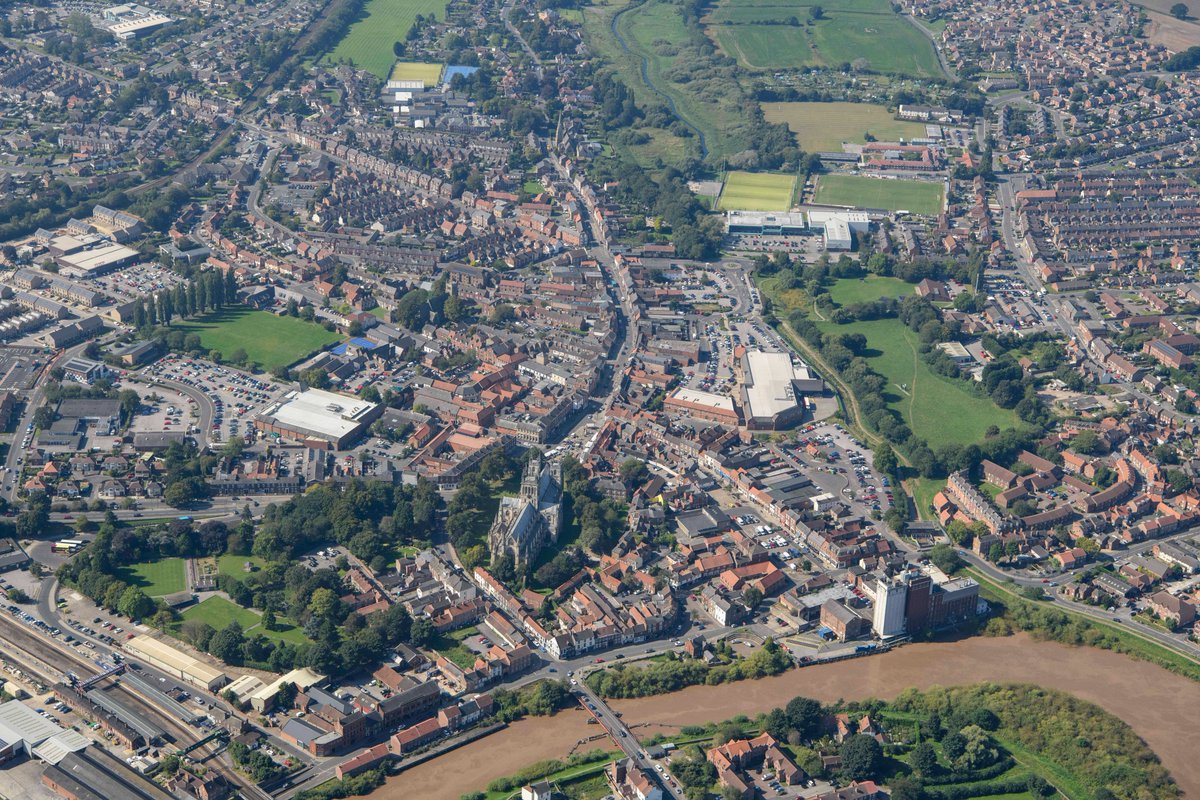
373;634;1200;799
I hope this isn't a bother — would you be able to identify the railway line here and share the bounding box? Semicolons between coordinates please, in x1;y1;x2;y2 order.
0;612;265;797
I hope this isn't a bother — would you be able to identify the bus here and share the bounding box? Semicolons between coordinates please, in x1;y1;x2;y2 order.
52;539;85;554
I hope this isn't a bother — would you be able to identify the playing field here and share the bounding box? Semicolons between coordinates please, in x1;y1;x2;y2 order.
762;102;930;151
814;174;944;214
324;0;451;77
173;307;340;371
718;171;797;211
389;61;444;85
118;558;186;597
706;0;942;76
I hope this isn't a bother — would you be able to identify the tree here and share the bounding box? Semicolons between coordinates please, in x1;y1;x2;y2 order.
810;4;824;18
743;585;763;609
987;542;1004;563
209;621;246;664
1171;2;1188;18
118;586;154;621
785;696;824;741
839;734;883;781
941;731;967;762
910;741;938;776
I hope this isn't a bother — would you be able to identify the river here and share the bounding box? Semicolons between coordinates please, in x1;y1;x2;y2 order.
372;634;1200;799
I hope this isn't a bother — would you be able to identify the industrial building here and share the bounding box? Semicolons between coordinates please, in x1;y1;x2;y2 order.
41;745;174;800
254;387;383;449
247;667;325;713
0;700;71;764
723;209;870;250
103;4;171;39
55;243;140;279
123;636;227;690
741;350;823;430
871;567;982;639
664;387;741;425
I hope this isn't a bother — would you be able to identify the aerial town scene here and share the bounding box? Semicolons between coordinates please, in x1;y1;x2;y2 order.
0;0;1198;796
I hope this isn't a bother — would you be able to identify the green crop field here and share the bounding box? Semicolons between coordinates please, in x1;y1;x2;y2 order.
389;61;444;84
718;171;797;211
173;307;340;371
707;0;897;23
762;101;930;151
814;174;944;214
117;558;186;597
706;0;942;76
324;0;451;77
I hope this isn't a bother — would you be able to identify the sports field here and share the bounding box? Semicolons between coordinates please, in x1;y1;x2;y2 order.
706;0;942;76
762;101;930;151
718;171;796;211
814;174;944;215
118;558;186;597
389;61;444;85
324;0;450;78
173;307;340;371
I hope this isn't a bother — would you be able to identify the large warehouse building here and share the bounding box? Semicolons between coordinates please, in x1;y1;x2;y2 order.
741;350;823;430
725;209;870;251
254;387;383;449
123;636;227;690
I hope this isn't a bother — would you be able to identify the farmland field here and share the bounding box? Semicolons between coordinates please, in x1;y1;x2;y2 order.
117;558;186;597
706;0;942;76
762;101;930;151
814;174;944;214
324;0;451;78
172;307;340;371
389;61;444;85
718;171;796;211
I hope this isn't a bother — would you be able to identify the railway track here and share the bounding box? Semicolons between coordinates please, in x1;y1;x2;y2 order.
0;613;262;795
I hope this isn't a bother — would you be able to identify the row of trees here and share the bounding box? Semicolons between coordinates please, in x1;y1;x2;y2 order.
132;269;239;331
585;638;791;698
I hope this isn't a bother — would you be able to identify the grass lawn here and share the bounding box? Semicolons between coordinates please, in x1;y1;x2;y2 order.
172;306;340;371
718;171;797;211
324;0;451;77
706;0;942;76
217;554;268;579
765;276;1018;448
908;476;945;520
523;179;546;195
177;596;309;645
180;596;260;630
814;174;944;215
389;61;444;84
117;558;186;597
762;101;930;151
827;275;911;306
432;626;481;670
818;315;1018;446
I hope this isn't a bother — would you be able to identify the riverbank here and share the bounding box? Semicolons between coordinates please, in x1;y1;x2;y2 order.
371;634;1199;799
611;634;1200;796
